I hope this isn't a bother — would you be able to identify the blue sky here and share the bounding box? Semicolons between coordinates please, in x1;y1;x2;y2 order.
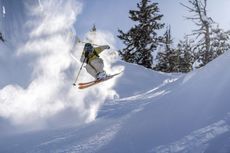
75;0;230;48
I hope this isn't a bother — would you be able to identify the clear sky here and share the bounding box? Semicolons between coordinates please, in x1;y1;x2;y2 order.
75;0;230;48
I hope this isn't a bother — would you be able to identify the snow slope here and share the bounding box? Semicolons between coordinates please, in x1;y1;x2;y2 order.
0;51;230;153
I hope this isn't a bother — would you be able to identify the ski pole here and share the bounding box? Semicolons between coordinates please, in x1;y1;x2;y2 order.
73;58;86;86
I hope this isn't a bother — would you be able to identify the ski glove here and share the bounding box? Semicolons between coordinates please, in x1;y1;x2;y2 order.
99;45;110;50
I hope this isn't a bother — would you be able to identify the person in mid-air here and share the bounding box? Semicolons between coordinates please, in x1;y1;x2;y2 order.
80;43;110;80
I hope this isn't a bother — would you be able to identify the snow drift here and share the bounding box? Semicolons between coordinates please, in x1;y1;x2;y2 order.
0;50;230;152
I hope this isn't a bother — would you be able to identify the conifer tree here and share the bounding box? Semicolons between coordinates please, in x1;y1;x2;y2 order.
176;38;194;72
118;0;164;69
155;26;178;72
210;26;230;59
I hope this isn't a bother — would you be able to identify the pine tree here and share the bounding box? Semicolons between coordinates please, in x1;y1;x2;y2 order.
210;26;230;59
155;26;179;72
177;38;195;72
156;28;195;73
118;0;164;69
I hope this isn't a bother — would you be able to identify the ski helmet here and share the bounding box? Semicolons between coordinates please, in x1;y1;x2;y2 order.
84;43;93;53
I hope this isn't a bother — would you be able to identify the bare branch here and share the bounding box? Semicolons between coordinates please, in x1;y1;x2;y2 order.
180;2;197;12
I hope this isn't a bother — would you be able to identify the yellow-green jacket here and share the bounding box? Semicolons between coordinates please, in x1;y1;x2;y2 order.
80;45;109;63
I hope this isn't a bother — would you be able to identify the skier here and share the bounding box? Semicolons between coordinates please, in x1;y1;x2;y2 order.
0;32;5;43
80;43;110;80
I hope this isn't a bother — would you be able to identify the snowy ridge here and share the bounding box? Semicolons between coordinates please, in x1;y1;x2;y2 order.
98;75;182;118
116;77;180;102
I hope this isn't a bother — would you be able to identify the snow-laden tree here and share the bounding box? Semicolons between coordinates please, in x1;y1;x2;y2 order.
118;0;164;69
176;37;195;72
181;0;212;67
155;26;179;72
181;0;230;67
210;26;230;59
156;26;195;73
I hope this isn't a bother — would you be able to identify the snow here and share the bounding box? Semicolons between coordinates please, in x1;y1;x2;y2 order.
0;1;230;153
0;50;229;152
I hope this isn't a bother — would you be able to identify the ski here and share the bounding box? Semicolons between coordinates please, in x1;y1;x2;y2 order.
78;80;97;86
78;72;123;89
78;71;122;86
78;76;113;89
